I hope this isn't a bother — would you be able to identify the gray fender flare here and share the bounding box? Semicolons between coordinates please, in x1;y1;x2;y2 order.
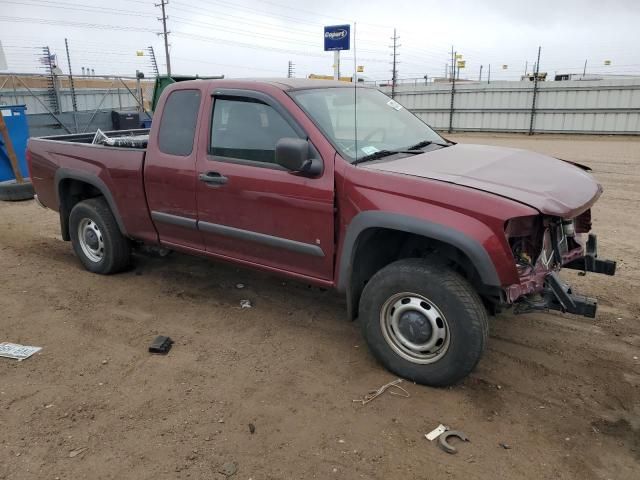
54;168;128;238
336;211;502;293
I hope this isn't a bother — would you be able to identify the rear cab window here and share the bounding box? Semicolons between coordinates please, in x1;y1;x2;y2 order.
158;89;202;156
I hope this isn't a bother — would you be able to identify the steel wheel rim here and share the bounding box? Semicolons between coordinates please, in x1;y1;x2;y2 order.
78;218;104;263
380;292;450;364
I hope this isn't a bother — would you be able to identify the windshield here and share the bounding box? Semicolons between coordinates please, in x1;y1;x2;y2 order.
290;87;446;162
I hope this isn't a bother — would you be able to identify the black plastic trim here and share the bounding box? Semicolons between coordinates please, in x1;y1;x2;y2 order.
544;271;598;318
563;233;616;276
336;211;502;292
55;168;128;237
151;211;198;230
198;220;324;257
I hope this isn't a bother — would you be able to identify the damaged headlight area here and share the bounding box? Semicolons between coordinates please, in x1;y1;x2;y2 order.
503;210;615;319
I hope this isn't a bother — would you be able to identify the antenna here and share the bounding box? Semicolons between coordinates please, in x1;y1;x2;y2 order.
353;21;358;164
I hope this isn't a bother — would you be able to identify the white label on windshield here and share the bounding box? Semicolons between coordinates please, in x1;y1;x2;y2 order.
386;99;403;111
361;146;379;155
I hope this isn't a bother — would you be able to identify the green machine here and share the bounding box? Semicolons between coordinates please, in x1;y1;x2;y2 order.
151;75;225;111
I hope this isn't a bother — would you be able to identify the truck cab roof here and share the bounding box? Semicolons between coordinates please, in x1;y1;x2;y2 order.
170;78;361;92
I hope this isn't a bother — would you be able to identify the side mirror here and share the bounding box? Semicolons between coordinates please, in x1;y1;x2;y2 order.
275;137;322;177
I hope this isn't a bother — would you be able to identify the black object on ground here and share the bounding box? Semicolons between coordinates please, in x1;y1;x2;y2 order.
438;430;470;454
149;336;174;354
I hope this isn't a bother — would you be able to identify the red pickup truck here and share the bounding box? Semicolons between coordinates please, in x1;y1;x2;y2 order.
27;78;616;386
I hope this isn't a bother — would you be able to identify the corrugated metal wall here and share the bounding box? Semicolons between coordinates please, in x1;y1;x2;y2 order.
381;79;640;134
1;86;142;114
0;74;154;115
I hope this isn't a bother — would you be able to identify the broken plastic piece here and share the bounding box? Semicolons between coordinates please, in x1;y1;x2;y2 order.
148;336;174;354
425;424;449;441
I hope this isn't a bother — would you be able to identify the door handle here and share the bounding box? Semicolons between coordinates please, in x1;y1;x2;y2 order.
199;171;228;186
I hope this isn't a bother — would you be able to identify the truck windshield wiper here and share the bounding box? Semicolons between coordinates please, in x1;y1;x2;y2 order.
406;139;450;150
406;140;433;150
353;149;421;165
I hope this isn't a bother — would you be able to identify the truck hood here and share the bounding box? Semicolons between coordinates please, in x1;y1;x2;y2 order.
363;144;602;217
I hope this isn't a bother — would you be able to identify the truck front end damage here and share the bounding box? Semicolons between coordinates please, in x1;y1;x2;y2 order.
503;210;616;318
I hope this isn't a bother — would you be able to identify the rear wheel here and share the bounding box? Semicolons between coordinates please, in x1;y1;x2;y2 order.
69;197;131;274
359;258;488;387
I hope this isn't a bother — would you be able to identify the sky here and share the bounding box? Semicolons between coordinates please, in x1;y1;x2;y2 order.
1;0;639;81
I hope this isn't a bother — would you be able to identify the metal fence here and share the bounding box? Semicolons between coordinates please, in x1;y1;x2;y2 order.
0;73;153;136
379;79;640;135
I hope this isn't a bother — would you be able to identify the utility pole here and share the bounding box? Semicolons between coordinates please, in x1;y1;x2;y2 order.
487;64;491;84
287;60;295;78
450;46;455;81
156;0;171;76
64;38;78;132
583;59;587;77
448;50;457;133
390;28;400;98
479;64;483;82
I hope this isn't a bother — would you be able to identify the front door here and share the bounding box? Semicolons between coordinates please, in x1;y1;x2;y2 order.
195;91;335;282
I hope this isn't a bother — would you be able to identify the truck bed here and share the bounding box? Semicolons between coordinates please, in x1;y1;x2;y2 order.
41;128;150;147
28;129;157;244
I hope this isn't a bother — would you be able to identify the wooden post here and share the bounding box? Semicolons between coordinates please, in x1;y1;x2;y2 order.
0;113;24;184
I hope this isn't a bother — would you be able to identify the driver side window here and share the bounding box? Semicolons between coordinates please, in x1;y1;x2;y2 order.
210;98;299;165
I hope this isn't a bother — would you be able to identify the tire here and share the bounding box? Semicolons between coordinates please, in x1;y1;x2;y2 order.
0;179;34;201
359;258;488;387
69;197;131;274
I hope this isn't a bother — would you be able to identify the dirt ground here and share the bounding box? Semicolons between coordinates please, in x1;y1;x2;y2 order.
1;133;639;480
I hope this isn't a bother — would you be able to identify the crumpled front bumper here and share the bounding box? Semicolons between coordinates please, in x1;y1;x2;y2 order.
509;234;616;318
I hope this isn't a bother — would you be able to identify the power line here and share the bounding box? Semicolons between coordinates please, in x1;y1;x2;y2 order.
2;0;153;18
0;16;157;32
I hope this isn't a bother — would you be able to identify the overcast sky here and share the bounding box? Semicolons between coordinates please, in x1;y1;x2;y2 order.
1;0;639;81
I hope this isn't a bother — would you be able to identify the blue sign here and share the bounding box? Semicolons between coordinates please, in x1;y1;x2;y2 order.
324;24;350;51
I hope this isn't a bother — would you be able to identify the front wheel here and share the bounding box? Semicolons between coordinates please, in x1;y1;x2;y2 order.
359;258;488;387
69;197;131;274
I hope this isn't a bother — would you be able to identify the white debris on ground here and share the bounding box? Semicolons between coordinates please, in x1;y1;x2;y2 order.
0;342;42;361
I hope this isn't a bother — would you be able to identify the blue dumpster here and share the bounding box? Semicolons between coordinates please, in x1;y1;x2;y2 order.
0;105;30;182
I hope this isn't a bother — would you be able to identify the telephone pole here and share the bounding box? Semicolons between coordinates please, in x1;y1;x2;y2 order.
156;0;171;76
390;28;400;98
